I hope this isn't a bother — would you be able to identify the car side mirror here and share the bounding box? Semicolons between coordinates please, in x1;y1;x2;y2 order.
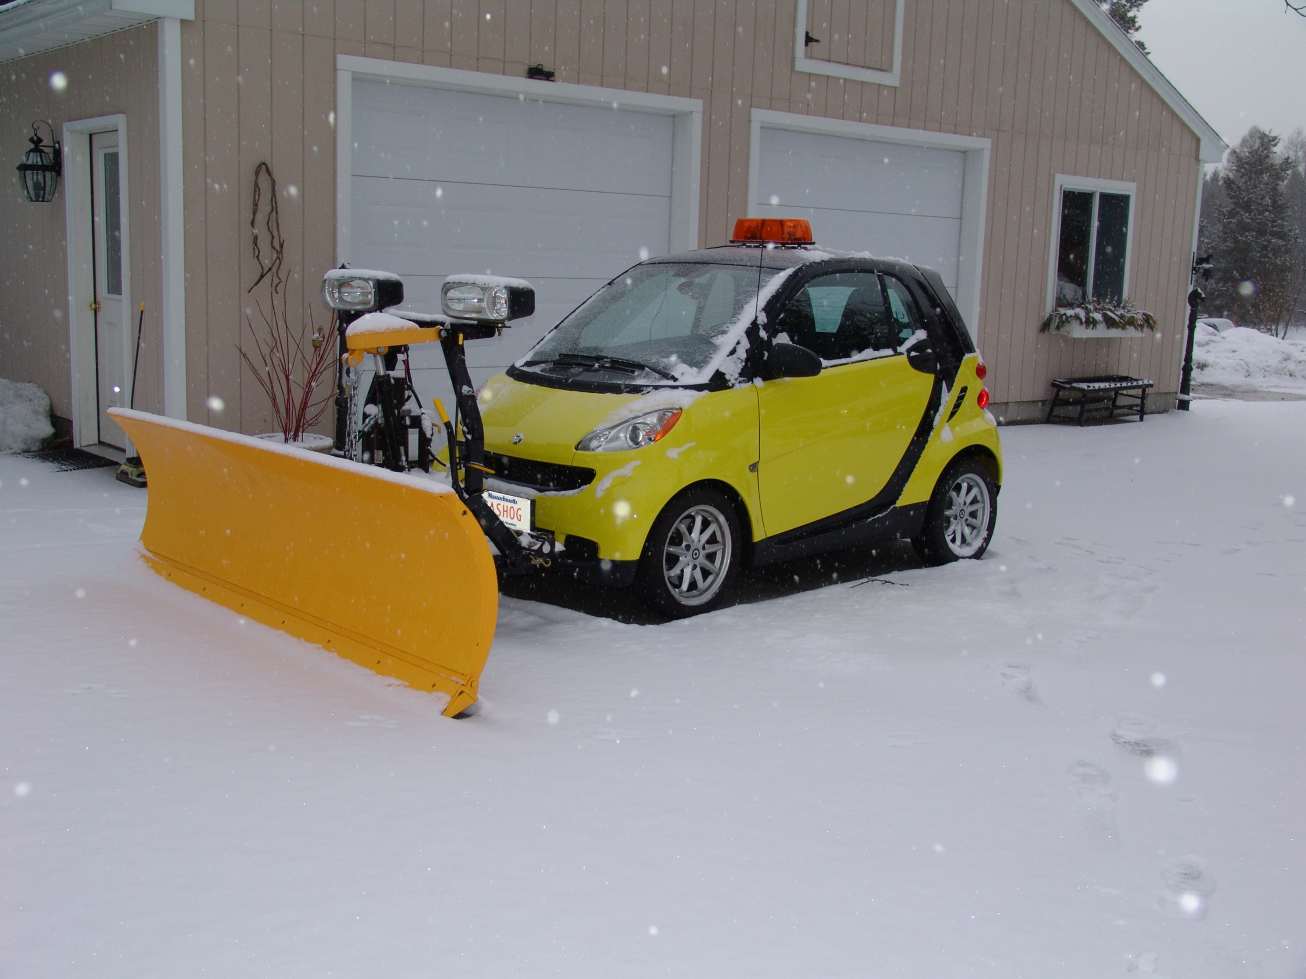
763;341;822;380
906;343;938;375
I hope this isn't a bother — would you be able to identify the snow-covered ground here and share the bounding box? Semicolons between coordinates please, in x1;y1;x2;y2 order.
1193;324;1306;398
3;401;1304;979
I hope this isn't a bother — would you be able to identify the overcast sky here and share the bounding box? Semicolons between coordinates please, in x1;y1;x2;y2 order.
1138;0;1306;155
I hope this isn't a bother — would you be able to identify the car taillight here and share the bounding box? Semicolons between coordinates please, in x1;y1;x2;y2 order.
977;388;991;410
975;361;988;381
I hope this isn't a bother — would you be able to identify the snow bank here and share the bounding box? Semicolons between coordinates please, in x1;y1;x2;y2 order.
0;377;54;452
1193;325;1306;394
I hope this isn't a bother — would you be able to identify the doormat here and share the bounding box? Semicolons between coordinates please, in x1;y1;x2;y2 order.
20;447;118;472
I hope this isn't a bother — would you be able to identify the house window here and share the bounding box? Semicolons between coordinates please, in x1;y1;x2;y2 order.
1052;180;1135;307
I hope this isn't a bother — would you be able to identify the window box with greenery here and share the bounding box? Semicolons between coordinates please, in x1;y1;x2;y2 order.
1043;175;1152;338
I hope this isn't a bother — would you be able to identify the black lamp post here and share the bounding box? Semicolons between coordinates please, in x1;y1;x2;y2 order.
16;121;61;204
1178;254;1214;412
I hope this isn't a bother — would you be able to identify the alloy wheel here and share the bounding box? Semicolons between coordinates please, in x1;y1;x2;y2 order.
661;504;733;607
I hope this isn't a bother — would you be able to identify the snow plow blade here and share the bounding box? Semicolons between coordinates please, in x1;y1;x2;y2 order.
109;408;498;717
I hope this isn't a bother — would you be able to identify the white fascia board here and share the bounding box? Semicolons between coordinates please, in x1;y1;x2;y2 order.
336;56;702;117
1065;0;1226;162
111;0;192;16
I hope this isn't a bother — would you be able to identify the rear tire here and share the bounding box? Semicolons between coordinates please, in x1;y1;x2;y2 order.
913;456;999;565
636;487;741;618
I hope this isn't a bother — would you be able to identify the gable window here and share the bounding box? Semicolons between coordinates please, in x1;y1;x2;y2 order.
794;0;905;87
1050;177;1136;308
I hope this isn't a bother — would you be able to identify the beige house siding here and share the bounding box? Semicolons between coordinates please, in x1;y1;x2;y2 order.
0;24;163;425
173;0;1202;432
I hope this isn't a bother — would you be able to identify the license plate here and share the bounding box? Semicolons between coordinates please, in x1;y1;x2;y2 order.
484;490;532;533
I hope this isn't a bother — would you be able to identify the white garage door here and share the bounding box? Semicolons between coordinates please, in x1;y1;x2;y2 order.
753;126;966;296
348;78;678;402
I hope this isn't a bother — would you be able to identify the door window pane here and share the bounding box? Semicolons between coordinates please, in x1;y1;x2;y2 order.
103;151;123;297
1056;190;1093;306
882;274;925;346
1091;193;1131;303
779;272;894;363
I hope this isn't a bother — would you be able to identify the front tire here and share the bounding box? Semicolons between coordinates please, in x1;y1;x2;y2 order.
636;487;741;618
914;457;999;565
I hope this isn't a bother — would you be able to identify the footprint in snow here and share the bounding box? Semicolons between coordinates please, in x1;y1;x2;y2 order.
1158;855;1216;919
346;713;398;729
1067;760;1119;846
1000;663;1041;704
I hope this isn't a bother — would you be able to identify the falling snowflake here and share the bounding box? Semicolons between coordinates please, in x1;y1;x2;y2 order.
1144;754;1178;785
14;782;31;798
647;925;659;936
768;193;780;205
1150;672;1167;688
1284;494;1296;508
49;70;67;92
206;395;225;413
546;709;560;725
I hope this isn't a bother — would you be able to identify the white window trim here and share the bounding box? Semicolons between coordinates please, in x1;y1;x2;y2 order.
334;56;704;267
1045;174;1138;312
794;0;906;88
747;109;991;342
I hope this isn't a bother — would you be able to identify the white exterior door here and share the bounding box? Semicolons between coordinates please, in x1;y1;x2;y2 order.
90;130;126;449
347;78;678;406
753;125;967;298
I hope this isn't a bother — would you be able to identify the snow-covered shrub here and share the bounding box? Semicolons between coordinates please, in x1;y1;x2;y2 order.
0;377;55;452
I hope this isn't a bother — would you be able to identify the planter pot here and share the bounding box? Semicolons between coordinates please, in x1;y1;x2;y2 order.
256;432;335;454
1047;322;1150;340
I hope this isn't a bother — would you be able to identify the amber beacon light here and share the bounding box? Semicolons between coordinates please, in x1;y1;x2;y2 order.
730;217;815;246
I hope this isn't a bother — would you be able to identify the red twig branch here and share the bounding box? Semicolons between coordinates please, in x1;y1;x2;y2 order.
239;161;336;442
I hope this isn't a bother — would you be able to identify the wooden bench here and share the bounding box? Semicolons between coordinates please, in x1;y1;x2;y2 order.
1047;375;1154;425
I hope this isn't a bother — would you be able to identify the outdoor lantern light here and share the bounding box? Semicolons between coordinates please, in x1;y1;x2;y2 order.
17;121;61;204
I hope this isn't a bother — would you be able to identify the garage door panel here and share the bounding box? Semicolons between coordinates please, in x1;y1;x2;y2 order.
756;128;965;218
755;125;965;294
353;80;674;197
756;203;961;290
352;176;667;281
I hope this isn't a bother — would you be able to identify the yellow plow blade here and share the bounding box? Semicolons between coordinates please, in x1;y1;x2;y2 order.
110;408;498;717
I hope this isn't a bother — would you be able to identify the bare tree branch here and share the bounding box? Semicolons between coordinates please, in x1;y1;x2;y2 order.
1288;1;1306;16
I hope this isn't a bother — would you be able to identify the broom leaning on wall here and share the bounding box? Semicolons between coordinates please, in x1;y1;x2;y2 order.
115;303;148;488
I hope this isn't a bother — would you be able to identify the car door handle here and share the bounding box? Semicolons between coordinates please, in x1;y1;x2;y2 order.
89;301;102;312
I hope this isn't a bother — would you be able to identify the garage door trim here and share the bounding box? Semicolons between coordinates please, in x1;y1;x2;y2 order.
748;108;990;341
335;55;703;271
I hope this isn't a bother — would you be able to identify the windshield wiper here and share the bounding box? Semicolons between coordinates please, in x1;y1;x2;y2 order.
524;353;677;381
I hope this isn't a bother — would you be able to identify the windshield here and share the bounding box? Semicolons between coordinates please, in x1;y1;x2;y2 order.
521;262;781;383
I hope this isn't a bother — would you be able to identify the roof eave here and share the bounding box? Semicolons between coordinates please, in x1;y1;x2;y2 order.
1067;0;1227;163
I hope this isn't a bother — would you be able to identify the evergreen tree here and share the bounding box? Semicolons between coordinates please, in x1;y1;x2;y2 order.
1204;128;1299;334
1282;132;1306;332
1100;0;1150;53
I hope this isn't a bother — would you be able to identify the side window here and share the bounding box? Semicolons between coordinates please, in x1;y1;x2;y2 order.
882;274;925;347
775;271;898;364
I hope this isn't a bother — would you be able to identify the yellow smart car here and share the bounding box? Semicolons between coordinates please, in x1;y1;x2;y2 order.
475;218;1002;616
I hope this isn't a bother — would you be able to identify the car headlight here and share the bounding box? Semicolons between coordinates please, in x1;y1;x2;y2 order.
576;409;682;452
